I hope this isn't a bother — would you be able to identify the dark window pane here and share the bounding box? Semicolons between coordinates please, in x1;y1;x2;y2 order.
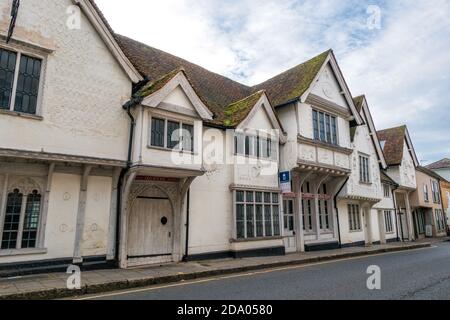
246;191;254;202
273;205;280;236
2;189;22;249
22;191;41;249
182;124;194;152
0;48;17;110
236;191;244;202
331;117;337;144
151;118;165;147
319;112;325;141
14;55;41;114
312;110;319;140
255;205;264;237
236;204;245;239
246;205;255;238
264;205;273;236
167;121;180;149
325;114;331;143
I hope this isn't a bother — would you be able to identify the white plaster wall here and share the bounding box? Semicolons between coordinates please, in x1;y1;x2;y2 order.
338;201;365;245
342;124;382;199
277;104;298;171
81;176;113;257
298;103;312;139
310;64;348;108
0;0;131;160
399;142;417;189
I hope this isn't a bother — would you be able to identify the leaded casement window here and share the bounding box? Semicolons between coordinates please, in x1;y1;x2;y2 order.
383;184;391;198
384;210;394;233
312;109;338;145
150;116;195;152
318;184;331;231
423;184;429;202
234;131;277;160
235;190;281;240
0;47;42;115
348;204;361;231
359;154;370;183
283;199;294;232
301;182;313;232
431;181;441;204
1;188;42;250
435;209;445;232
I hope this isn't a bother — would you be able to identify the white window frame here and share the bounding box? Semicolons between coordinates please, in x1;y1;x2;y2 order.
148;115;195;153
312;109;339;145
423;184;429;203
0;44;46;117
384;210;394;233
234;190;281;240
348;203;362;232
359;154;371;184
234;130;278;161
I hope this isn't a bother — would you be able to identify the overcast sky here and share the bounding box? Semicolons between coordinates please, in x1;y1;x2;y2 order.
96;0;450;164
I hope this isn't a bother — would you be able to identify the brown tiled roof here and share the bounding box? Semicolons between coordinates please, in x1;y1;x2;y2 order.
90;0;330;127
426;158;450;170
223;91;265;127
377;125;407;166
253;50;331;107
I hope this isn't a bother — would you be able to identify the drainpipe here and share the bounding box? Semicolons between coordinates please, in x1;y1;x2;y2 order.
114;105;136;266
182;189;191;262
334;177;350;248
391;186;400;242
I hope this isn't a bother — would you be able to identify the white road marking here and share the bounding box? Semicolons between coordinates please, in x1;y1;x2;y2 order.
74;245;436;300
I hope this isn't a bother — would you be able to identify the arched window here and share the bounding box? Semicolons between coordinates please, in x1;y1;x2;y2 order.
1;187;42;250
1;189;23;250
22;190;42;249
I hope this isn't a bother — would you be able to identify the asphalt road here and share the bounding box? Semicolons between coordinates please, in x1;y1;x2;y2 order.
83;242;450;300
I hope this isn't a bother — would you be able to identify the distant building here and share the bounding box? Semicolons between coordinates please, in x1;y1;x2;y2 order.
426;158;450;181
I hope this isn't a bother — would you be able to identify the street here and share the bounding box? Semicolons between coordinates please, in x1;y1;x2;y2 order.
78;241;450;300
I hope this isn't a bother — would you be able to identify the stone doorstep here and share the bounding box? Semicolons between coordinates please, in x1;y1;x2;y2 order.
0;242;432;300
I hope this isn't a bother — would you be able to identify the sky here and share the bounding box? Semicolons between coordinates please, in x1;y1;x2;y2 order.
95;0;450;165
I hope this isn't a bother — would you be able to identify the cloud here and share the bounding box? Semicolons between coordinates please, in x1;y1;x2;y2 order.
95;0;450;163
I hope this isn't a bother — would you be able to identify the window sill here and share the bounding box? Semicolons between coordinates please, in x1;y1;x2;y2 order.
349;229;363;233
359;181;372;186
147;145;197;156
0;109;43;121
0;248;47;257
386;231;396;235
230;236;283;243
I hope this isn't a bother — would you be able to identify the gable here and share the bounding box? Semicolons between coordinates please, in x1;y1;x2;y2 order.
310;63;349;108
161;85;198;116
241;102;274;131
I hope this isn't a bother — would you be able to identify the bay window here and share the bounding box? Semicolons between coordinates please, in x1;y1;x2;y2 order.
150;116;195;152
312;109;338;145
235;190;281;240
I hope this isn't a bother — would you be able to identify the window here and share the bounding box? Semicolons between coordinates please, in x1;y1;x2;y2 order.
301;182;313;232
0;48;42;115
423;184;429;202
431;181;441;204
150;117;195;152
359;155;370;183
235;132;277;160
348;204;361;231
318;184;331;231
417;210;426;235
312;109;338;145
383;184;391;198
1;188;42;250
435;209;445;232
235;190;280;240
283;199;294;232
384;210;393;233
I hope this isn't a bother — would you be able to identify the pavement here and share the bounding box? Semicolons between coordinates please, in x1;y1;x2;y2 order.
0;239;443;300
83;240;450;300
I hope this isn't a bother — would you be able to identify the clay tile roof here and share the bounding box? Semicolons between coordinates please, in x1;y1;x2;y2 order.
377;125;407;166
253;50;331;107
353;95;365;113
426;158;450;170
223;91;265;127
